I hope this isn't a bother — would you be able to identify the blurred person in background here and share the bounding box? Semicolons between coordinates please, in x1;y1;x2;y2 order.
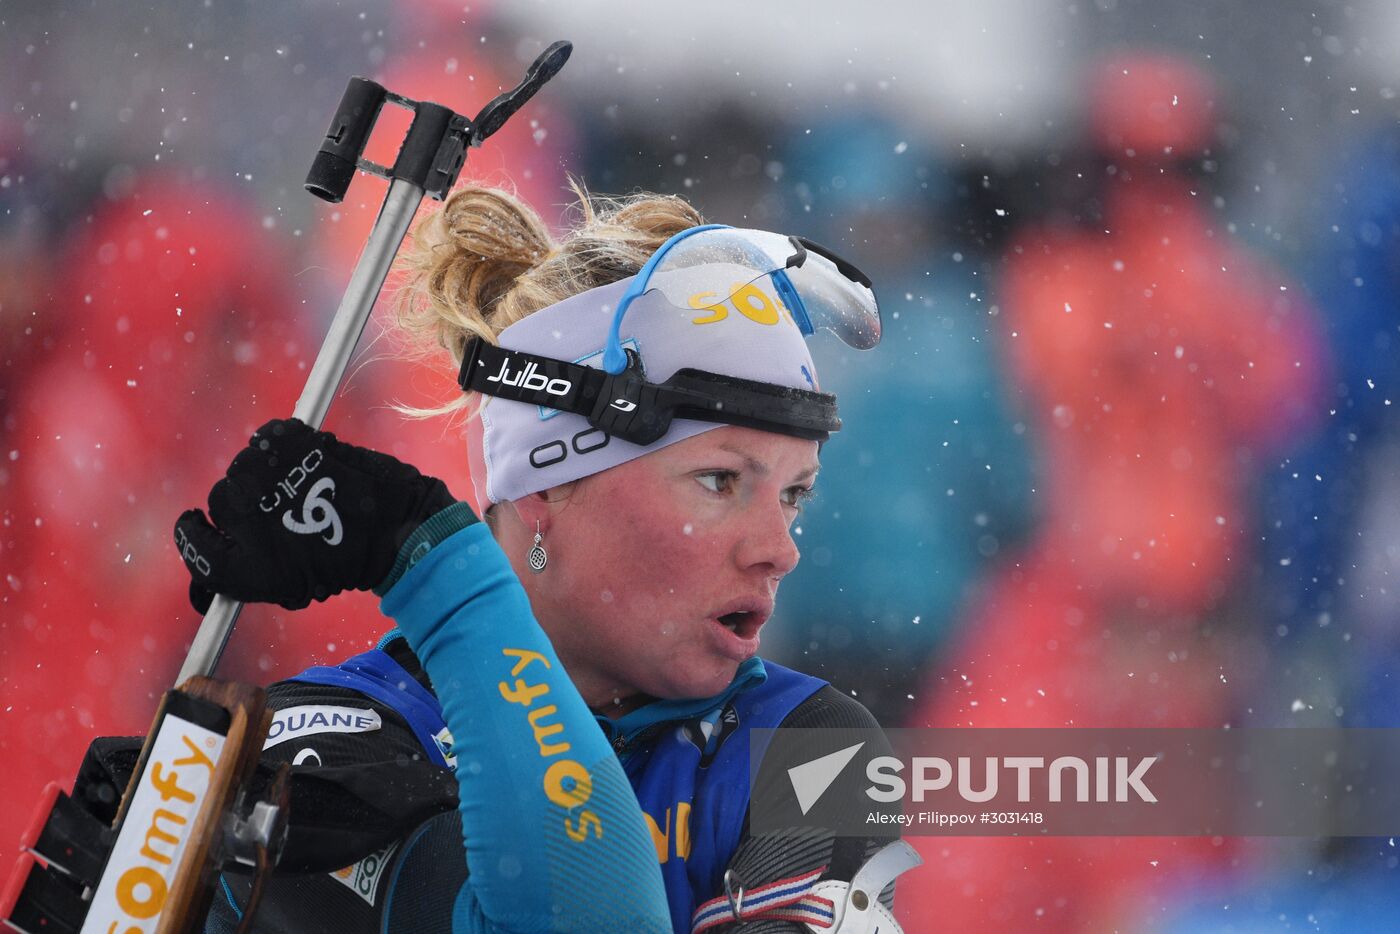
901;50;1326;931
1165;117;1400;930
764;114;1036;724
1253;120;1400;728
0;118;58;599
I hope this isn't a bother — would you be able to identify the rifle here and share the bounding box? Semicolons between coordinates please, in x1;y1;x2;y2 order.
1;41;572;934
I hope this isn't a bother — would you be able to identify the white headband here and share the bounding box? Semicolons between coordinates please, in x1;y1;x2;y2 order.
463;269;822;516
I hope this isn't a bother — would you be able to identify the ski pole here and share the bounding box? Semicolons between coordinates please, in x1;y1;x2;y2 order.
177;41;572;684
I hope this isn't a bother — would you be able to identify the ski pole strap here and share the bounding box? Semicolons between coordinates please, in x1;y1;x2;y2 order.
689;866;833;933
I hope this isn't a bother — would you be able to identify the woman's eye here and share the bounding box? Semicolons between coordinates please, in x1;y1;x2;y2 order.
784;486;816;510
696;471;736;495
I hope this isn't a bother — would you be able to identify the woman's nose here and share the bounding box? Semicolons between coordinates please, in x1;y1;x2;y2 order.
735;502;801;579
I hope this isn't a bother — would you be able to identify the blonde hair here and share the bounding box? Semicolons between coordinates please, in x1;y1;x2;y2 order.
391;178;705;420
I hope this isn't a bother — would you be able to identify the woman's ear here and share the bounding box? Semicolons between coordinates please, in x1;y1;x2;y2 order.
508;491;550;533
507;482;577;535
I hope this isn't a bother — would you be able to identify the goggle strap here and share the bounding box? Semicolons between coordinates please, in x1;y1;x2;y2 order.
666;369;838;431
459;339;839;446
792;235;874;289
458;339;607;419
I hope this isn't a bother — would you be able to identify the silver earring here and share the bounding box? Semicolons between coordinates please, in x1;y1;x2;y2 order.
528;521;548;574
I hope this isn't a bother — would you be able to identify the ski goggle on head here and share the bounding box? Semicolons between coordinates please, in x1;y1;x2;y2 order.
456;224;880;514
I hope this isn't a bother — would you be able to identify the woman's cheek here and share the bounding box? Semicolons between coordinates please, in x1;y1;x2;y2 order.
670;528;727;573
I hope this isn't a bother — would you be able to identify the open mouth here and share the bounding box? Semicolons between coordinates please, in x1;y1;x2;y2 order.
718;611;746;631
715;610;763;639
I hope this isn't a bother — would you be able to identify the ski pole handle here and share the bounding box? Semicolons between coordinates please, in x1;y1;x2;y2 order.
175;42;571;684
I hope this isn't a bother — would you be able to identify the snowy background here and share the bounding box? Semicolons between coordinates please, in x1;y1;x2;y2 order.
4;0;1400;929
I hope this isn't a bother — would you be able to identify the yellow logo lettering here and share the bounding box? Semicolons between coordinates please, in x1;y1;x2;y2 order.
499;678;550;707
675;801;692;860
526;704;570;757
688;285;791;327
498;649;602;846
644;808;670;863
138;809;187;866
148;761;195;805
689;291;728;325
114;864;167;920
565;809;603;842
543;759;594;810
730;283;780;325
643;801;693;863
174;733;216;773
502;647;550;676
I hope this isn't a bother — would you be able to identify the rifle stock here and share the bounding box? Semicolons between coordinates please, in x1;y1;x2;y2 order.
2;679;274;934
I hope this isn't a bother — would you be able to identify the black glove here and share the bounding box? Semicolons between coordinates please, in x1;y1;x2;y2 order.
175;418;457;613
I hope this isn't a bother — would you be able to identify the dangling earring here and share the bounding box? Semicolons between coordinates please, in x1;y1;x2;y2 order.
527;520;548;574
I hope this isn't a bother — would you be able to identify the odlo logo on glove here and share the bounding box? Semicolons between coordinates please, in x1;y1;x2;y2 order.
173;524;211;577
281;476;343;545
174;418;458;613
257;449;344;546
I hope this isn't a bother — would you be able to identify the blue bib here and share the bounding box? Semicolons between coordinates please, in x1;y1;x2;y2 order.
617;661;825;932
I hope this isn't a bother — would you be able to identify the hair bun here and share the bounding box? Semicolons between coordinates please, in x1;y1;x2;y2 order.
392;179;706;422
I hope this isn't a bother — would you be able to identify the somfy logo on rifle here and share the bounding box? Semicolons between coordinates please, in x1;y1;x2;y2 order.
259;449;344;545
83;713;225;932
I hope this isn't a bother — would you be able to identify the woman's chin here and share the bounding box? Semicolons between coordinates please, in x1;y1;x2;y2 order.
663;658;744;701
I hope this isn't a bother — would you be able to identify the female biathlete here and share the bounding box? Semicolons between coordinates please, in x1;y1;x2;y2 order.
158;184;910;932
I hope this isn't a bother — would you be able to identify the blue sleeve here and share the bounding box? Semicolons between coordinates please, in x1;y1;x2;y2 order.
379;522;671;934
